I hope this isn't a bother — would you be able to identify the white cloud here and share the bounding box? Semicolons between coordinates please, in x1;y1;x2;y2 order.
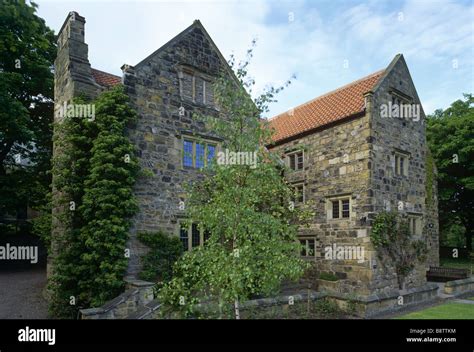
36;0;472;117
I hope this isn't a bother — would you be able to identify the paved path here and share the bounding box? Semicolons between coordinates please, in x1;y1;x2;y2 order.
0;267;49;319
453;299;474;305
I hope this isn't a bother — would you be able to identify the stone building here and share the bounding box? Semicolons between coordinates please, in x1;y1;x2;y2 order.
268;55;439;298
53;11;439;311
52;11;235;279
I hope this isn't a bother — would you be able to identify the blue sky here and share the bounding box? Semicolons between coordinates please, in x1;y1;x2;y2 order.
36;0;473;118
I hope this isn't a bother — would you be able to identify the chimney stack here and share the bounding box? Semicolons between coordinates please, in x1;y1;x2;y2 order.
54;11;99;120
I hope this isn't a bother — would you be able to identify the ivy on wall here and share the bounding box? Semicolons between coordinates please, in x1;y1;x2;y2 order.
425;151;435;210
49;86;138;317
137;231;183;283
370;211;428;289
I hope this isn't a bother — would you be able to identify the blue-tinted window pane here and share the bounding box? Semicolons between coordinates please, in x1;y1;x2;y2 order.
207;145;216;165
196;143;205;168
183;140;193;167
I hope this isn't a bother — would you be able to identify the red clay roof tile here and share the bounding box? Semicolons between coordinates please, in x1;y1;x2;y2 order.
268;69;385;144
91;68;121;88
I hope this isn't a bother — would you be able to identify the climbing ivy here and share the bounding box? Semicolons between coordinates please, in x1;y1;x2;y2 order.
137;231;183;283
370;211;428;289
425;151;435;210
49;86;138;317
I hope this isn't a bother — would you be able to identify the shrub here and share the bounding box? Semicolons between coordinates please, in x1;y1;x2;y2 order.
138;231;183;282
313;298;342;318
319;272;339;281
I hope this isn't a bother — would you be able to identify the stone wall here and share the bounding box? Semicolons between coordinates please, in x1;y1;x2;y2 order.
425;152;440;268
122;21;232;277
268;55;439;298
127;284;441;319
269;114;374;296
50;12;101;279
80;279;154;319
443;277;474;295
368;54;439;293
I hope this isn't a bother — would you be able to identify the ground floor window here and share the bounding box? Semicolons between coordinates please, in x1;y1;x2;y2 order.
299;238;315;257
179;222;210;251
291;182;305;204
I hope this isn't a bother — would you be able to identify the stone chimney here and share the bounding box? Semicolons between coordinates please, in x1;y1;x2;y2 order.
54;11;99;119
48;12;99;282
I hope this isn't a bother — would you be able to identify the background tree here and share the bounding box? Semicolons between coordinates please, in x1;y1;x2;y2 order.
426;94;474;251
158;44;313;319
0;1;56;227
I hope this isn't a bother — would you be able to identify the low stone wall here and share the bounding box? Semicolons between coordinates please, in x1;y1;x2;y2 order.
128;291;328;319
444;277;474;296
126;299;162;319
81;281;445;319
124;286;441;319
361;283;439;317
80;279;154;319
239;292;327;318
326;282;439;318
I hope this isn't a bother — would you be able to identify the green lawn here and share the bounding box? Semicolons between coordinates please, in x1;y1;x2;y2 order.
440;257;473;272
396;302;474;319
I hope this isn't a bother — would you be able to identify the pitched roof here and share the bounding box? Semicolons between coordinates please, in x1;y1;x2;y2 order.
268;69;385;144
91;68;121;88
133;20;239;85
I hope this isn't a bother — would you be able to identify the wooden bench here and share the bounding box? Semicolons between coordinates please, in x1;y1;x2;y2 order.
427;266;470;282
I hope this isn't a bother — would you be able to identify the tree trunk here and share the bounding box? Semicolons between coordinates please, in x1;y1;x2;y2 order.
234;299;240;320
